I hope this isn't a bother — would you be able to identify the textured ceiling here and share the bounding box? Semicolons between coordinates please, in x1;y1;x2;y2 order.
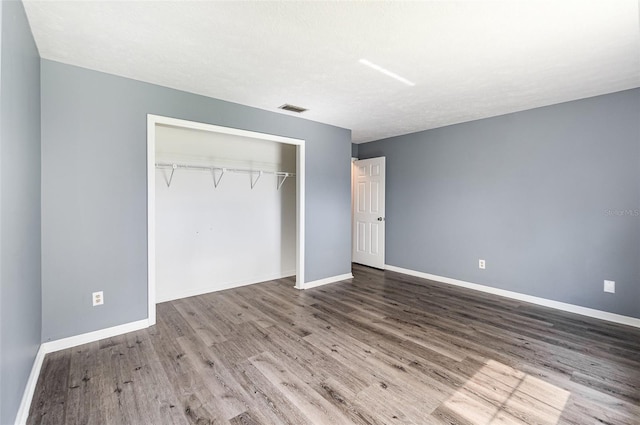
23;1;640;143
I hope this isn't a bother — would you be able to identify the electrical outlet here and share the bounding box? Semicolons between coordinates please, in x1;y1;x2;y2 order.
604;280;615;294
92;291;104;306
479;259;486;270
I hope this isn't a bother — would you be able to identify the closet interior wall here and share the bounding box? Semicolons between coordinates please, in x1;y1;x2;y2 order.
155;124;296;302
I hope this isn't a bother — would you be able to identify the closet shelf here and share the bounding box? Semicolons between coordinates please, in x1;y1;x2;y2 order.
155;162;295;190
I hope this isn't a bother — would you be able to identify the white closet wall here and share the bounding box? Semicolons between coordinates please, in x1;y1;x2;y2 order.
155;125;296;302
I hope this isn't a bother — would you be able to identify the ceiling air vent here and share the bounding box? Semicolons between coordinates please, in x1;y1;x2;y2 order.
279;104;308;113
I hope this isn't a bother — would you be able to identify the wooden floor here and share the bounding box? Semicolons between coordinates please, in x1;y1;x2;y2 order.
28;264;640;425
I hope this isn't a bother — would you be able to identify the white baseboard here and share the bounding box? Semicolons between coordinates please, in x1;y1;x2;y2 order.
14;345;46;425
156;271;296;303
385;265;640;329
302;273;354;289
41;319;150;354
15;318;150;425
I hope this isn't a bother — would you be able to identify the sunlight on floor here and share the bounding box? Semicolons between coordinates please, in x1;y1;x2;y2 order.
441;360;571;425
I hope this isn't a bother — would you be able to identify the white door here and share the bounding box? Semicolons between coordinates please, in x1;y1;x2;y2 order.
352;157;385;269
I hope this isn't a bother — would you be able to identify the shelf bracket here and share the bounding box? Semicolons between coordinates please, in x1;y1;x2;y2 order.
250;171;262;189
212;168;226;188
277;173;289;190
167;164;178;187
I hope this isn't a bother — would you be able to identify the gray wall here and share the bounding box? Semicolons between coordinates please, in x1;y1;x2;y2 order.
351;143;359;158
359;89;640;319
0;1;42;423
41;59;352;342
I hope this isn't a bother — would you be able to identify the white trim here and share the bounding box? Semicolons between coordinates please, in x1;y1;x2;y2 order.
385;265;640;328
41;319;150;354
350;160;355;263
301;273;354;290
157;271;296;303
147;114;306;308
14;346;46;425
15;318;149;425
148;114;304;146
147;117;156;325
295;143;306;288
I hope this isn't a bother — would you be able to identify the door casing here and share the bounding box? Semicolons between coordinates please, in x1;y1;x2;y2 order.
147;114;306;325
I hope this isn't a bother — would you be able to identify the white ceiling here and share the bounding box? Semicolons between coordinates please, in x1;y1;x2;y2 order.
23;1;640;143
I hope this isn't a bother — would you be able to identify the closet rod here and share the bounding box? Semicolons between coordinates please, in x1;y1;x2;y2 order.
156;162;295;176
155;162;295;189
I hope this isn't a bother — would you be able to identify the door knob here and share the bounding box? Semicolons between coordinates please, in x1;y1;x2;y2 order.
377;217;384;221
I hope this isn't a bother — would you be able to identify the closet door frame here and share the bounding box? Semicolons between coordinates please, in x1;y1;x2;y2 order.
146;114;305;326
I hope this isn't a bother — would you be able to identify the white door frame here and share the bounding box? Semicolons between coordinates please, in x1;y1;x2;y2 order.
147;114;305;325
351;157;358;258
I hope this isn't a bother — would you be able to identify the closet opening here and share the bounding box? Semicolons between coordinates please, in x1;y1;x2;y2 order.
146;115;305;325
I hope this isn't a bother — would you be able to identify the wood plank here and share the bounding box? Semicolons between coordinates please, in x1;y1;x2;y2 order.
248;351;353;425
151;304;226;424
27;351;70;425
175;335;249;420
62;342;102;425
